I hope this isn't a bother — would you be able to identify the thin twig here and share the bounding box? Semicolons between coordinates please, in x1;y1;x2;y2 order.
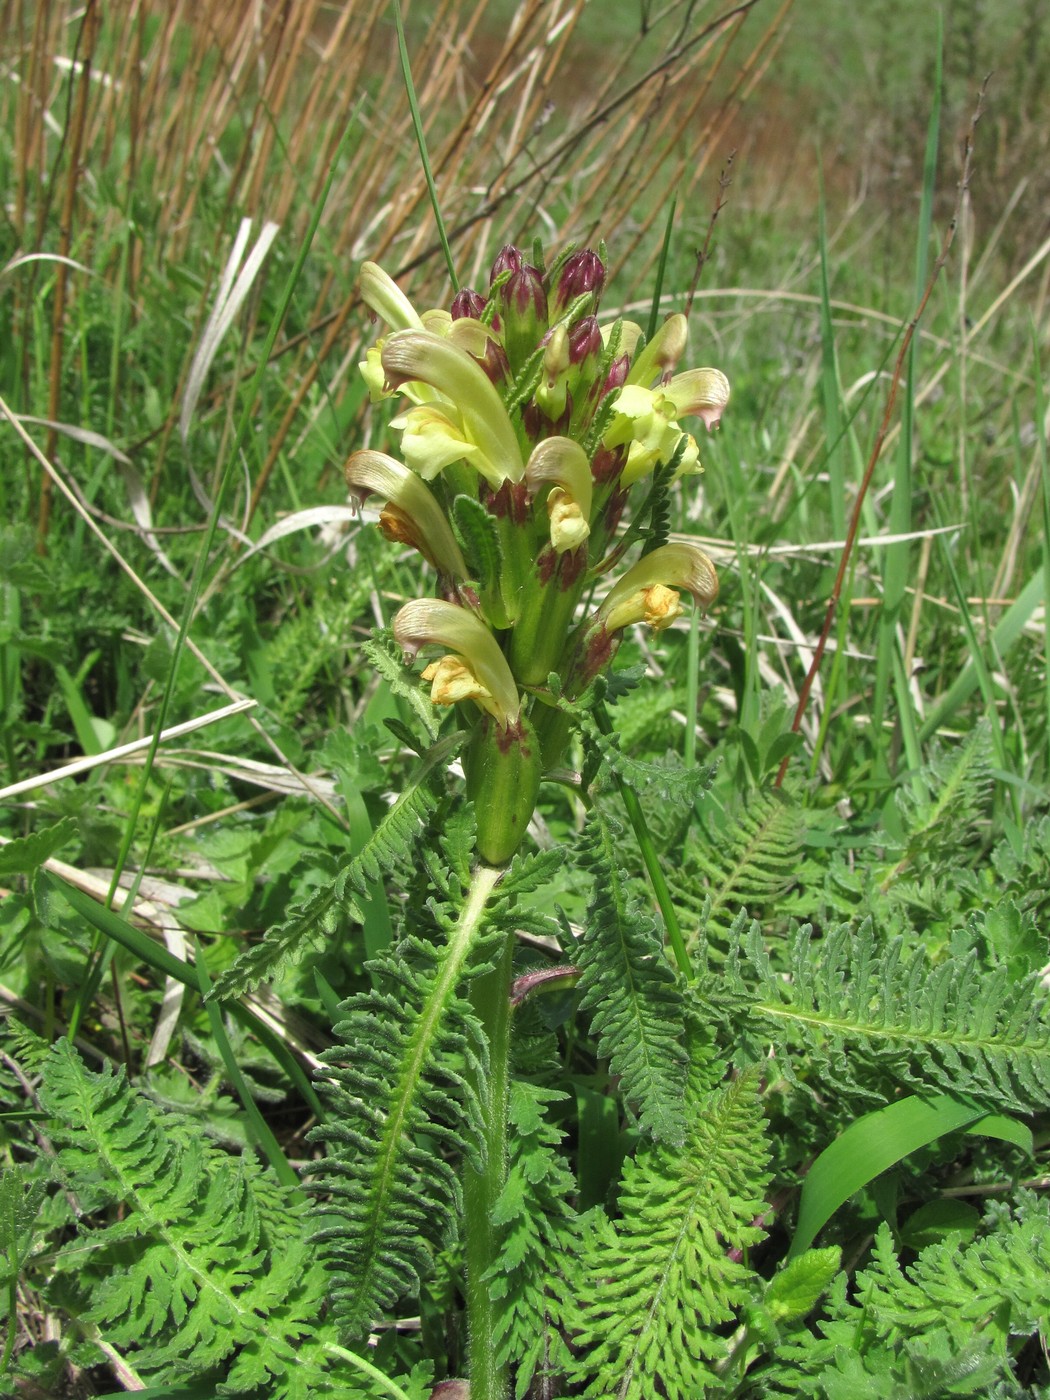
686;150;735;317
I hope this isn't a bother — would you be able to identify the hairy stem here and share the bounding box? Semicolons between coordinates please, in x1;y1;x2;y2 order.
464;926;515;1400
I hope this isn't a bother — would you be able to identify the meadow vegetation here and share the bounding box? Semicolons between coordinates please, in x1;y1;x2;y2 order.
2;0;1050;1396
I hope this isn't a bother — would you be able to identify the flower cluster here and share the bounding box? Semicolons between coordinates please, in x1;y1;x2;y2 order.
345;243;728;863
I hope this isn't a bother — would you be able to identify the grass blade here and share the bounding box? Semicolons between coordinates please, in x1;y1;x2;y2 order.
646;192;677;342
391;0;458;292
789;1093;984;1259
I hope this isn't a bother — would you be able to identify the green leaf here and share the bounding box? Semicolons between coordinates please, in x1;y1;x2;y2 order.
765;1246;842;1324
569;1071;771;1399
0;819;77;877
899;1199;981;1251
451;493;504;599
211;731;462;1000
789;1093;986;1258
964;1111;1033;1153
310;860;504;1334
575;807;688;1143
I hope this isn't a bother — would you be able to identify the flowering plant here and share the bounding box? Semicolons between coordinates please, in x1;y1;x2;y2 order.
346;242;729;865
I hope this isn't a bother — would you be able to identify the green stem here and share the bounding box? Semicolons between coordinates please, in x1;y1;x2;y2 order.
594;701;693;980
2;1279;16;1375
464;927;515;1400
325;1344;413;1400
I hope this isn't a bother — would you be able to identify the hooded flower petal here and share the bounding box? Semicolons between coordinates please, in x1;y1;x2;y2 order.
394;599;521;727
524;437;593;553
359;262;425;331
597;541;719;631
625;313;689;387
382;329;526;484
664;367;731;431
344;450;468;578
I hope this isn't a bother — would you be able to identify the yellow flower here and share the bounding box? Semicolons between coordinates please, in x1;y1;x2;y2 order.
393;599;521;728
524;438;592;554
597;541;719;632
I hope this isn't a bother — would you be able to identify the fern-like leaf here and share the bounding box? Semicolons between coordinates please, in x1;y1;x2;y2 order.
575;807;688;1144
675;785;806;943
451;493;504;598
885;722;995;882
773;1195;1050;1396
363;630;440;741
212;733;461;1000
37;1040;339;1394
484;1082;581;1399
704;917;1050;1113
568;1070;772;1399
568;697;710;806
309;843;506;1335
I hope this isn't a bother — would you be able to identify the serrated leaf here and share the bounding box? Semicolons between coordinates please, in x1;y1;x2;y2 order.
575;808;687;1143
212;733;462;1000
765;1247;841;1324
0;819;78;878
451;493;504;597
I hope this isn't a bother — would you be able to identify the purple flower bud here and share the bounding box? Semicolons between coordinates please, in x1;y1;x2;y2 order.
490;244;524;285
591;443;626;484
451;287;486;320
568;314;601;366
477;336;511;387
500;263;548;375
551;248;605;320
603;353;630;394
507;264;547;319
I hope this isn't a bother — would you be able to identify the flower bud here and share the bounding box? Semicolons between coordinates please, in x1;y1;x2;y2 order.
603;353;630;394
451;287;486;320
565;314;603;429
550;248;605;321
626;313;688;387
490;244;524;285
568;314;601;367
535;324;570;421
500;263;548;375
477;335;512;388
